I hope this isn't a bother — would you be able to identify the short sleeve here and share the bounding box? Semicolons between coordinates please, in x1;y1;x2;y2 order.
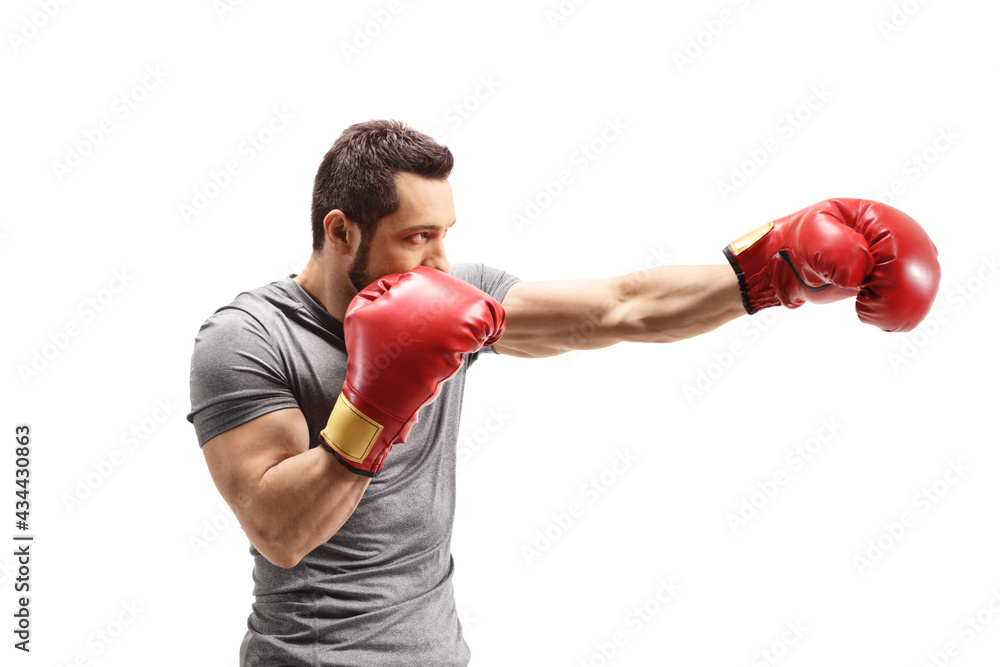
186;308;301;447
450;263;520;355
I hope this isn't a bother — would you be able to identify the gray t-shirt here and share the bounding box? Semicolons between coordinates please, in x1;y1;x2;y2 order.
186;263;520;667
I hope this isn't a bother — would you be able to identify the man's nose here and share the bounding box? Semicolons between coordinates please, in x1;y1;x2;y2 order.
423;245;450;274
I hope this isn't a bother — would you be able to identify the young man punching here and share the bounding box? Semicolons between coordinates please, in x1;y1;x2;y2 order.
187;120;939;666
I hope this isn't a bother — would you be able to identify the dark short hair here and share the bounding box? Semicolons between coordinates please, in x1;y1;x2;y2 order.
310;120;454;252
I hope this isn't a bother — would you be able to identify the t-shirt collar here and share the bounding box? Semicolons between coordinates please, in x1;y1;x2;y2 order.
281;274;346;339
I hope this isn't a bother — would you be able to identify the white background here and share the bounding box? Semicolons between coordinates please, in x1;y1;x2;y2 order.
3;0;999;665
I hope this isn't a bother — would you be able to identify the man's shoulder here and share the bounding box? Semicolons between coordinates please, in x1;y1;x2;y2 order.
220;276;302;315
449;262;520;304
197;276;302;336
448;263;482;287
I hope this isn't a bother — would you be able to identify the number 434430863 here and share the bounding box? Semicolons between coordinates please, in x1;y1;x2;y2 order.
15;425;30;530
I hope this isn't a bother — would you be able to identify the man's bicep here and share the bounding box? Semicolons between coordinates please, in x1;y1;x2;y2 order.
202;407;310;515
492;277;623;358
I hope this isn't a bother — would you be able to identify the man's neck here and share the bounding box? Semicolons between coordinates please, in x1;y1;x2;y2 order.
293;255;354;322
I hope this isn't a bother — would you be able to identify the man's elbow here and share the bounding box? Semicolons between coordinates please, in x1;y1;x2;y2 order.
268;550;303;570
249;516;351;569
246;516;313;569
253;533;307;569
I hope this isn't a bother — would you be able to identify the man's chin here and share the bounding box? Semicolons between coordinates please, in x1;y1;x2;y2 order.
347;261;376;293
349;275;374;294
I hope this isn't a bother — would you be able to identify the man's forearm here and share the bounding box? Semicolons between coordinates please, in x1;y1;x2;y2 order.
251;446;369;568
611;264;745;344
494;264;746;358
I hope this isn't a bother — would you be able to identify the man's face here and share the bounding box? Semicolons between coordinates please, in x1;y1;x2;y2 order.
348;172;455;292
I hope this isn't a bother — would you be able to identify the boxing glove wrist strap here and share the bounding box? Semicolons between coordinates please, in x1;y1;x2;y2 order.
723;220;777;314
319;393;385;476
722;243;754;314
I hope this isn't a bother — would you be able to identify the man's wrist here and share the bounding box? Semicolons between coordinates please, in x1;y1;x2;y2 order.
319;437;377;478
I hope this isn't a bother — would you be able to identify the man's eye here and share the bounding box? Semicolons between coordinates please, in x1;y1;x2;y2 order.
409;232;429;242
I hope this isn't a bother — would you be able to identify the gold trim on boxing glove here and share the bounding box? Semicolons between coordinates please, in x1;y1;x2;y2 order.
320;393;384;464
729;221;774;255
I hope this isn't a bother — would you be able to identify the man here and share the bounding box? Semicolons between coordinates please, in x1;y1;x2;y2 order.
186;120;939;666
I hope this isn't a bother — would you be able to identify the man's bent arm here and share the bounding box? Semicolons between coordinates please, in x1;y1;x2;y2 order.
202;407;370;568
493;265;744;358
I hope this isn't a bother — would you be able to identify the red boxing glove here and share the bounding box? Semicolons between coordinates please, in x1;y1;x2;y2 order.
723;198;941;332
320;266;506;476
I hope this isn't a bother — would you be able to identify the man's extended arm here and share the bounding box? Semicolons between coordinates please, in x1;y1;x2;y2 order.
494;198;942;358
493;265;744;358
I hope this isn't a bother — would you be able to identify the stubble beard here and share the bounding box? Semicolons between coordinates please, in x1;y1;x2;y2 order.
347;232;375;294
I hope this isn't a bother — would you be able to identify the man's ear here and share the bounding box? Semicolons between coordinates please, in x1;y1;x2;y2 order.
324;210;357;256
